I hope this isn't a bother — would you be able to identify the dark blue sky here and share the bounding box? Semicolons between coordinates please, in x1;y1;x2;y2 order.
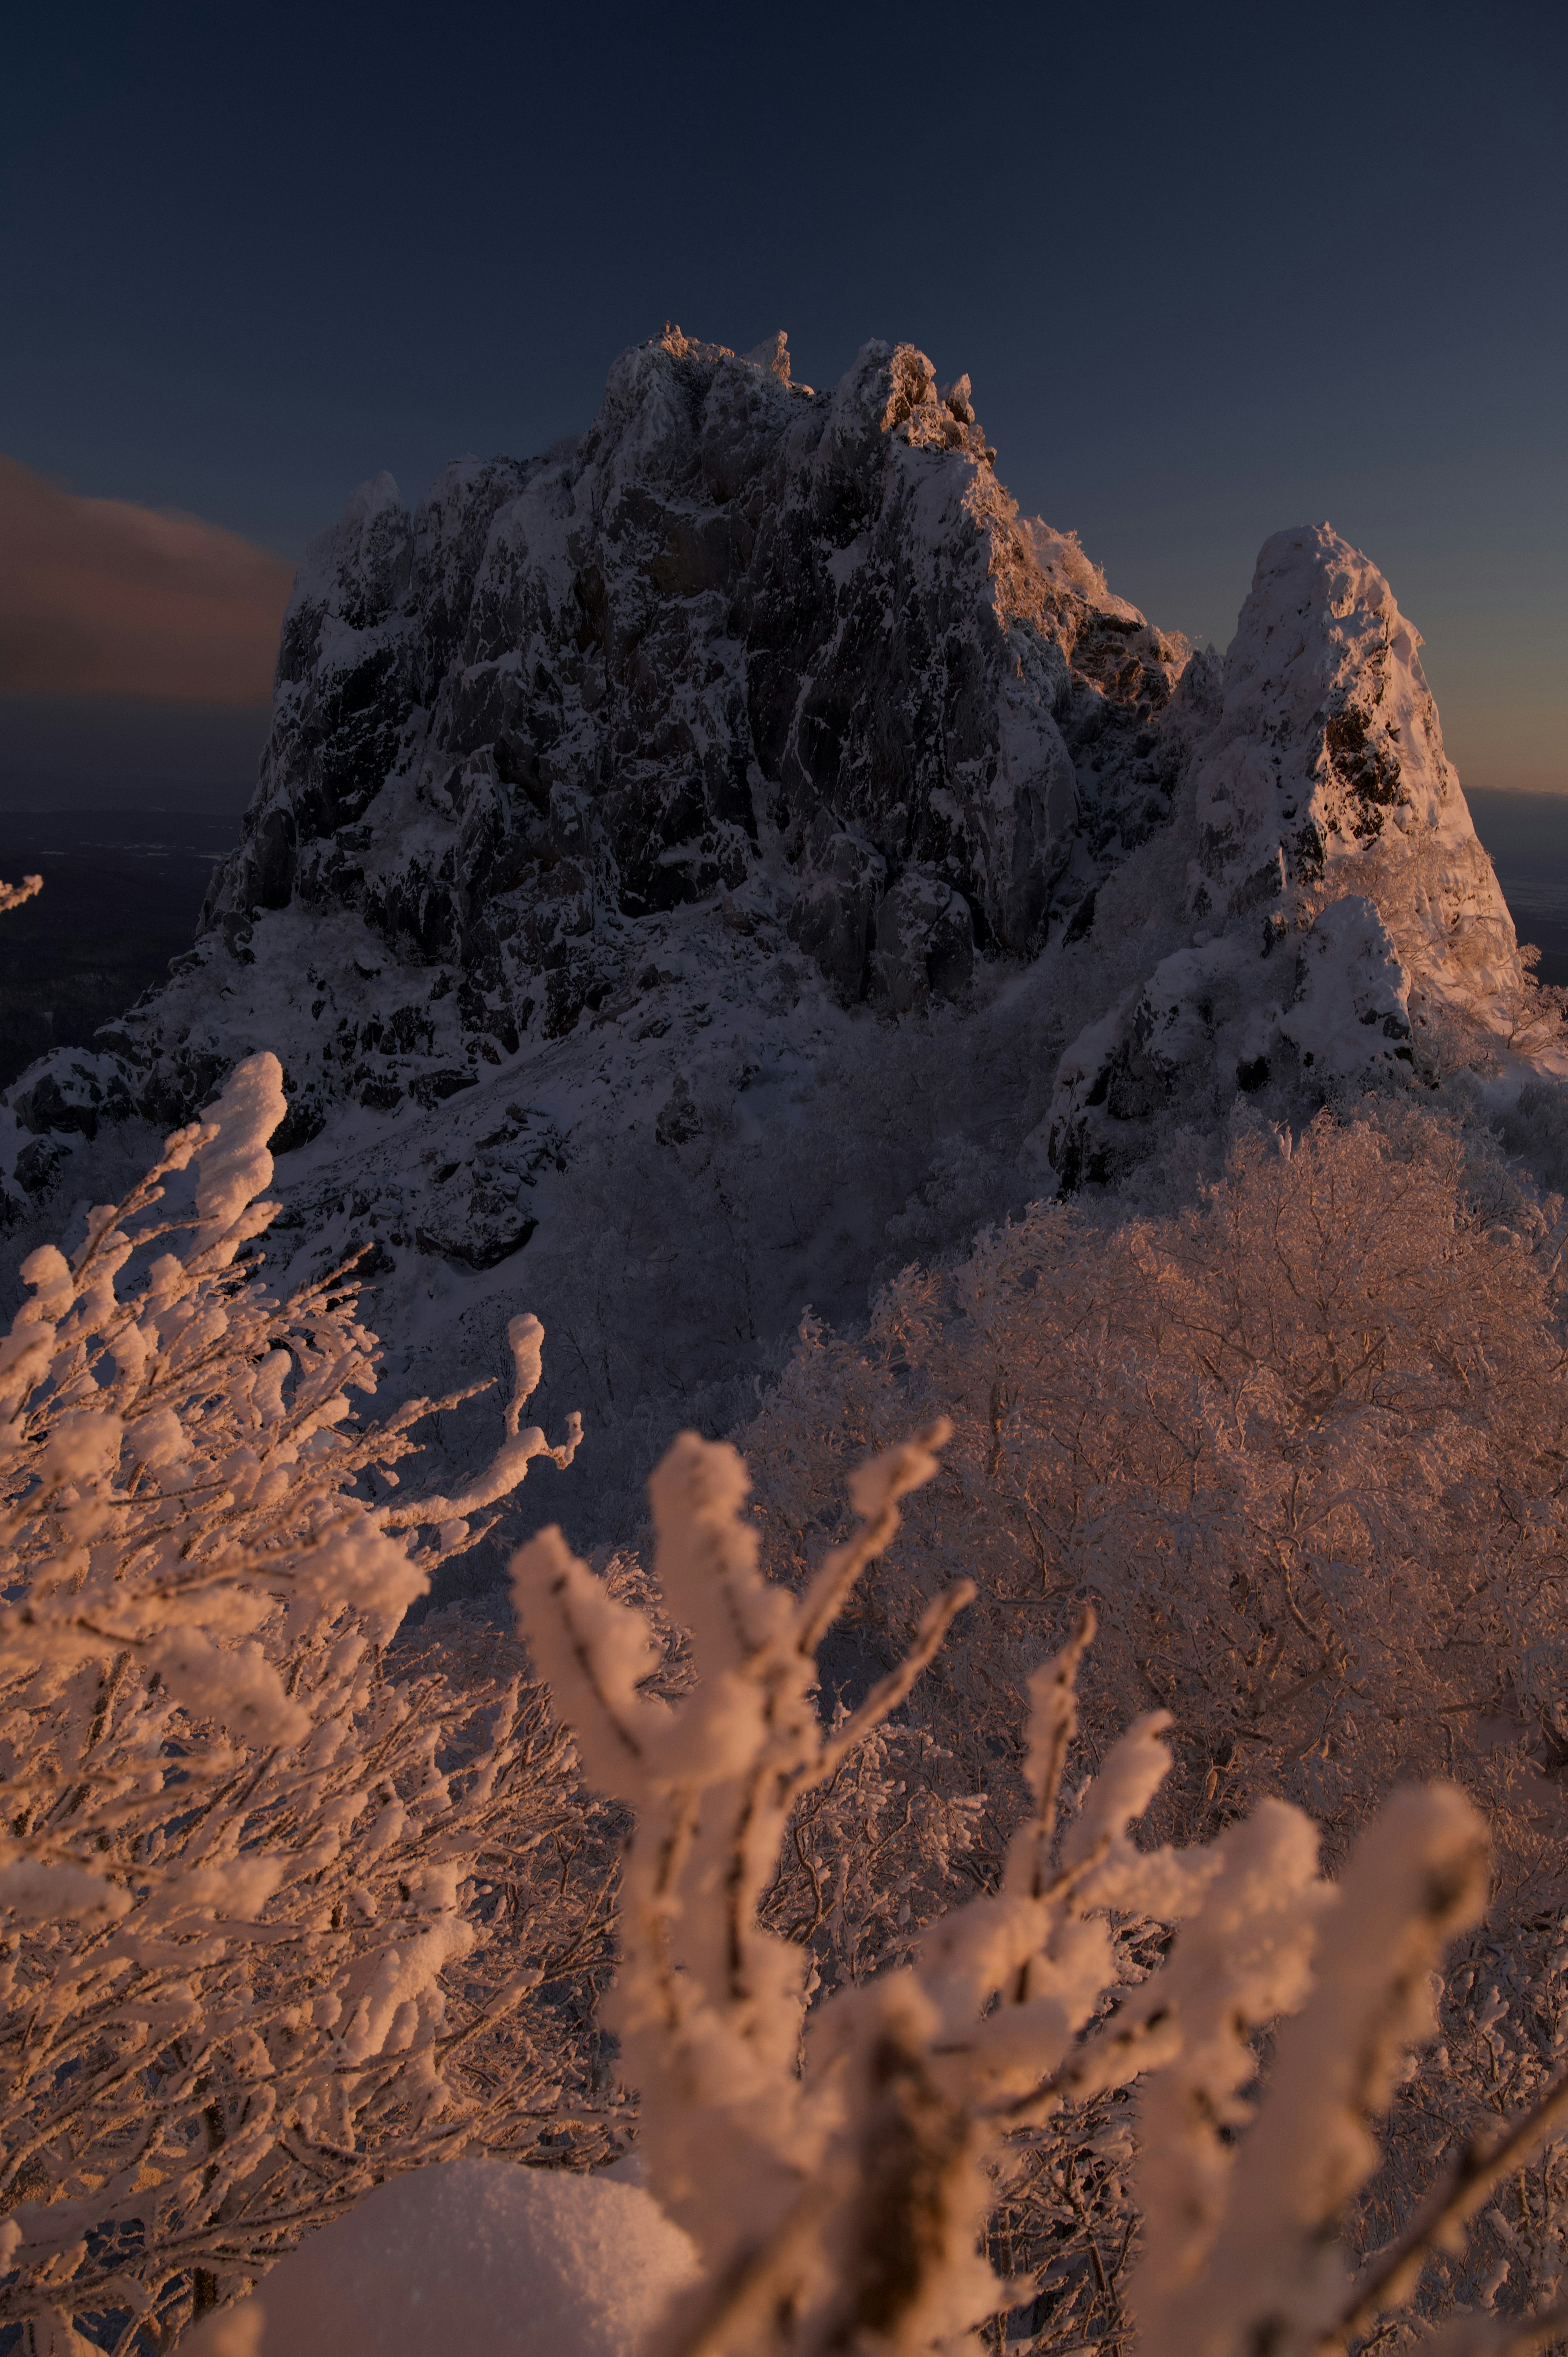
3;0;1564;791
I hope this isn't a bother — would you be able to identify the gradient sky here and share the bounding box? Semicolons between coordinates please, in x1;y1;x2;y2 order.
2;0;1564;803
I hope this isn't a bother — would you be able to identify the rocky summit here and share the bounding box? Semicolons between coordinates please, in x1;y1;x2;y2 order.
0;327;1534;1542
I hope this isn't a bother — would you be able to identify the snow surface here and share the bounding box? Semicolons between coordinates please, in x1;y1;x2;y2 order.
178;2159;700;2357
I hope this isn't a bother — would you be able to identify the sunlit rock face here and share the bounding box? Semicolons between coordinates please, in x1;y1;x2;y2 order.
0;334;1526;1538
1045;524;1520;1186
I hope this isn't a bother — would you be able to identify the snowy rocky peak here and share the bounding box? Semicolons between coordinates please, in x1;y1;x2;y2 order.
0;328;1534;1547
301;470;416;634
1023;518;1146;627
1047;523;1520;1186
0;339;1516;1200
1194;523;1495;922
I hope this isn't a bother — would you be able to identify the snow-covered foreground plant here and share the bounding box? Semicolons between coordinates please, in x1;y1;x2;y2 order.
0;1054;610;2353
726;1104;1568;2344
516;1427;1568;2357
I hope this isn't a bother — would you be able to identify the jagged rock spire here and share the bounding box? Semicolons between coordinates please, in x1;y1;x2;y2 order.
1047;524;1518;1186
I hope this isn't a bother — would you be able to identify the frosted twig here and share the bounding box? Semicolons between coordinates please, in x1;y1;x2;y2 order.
519;1455;1555;2357
1328;2060;1568;2348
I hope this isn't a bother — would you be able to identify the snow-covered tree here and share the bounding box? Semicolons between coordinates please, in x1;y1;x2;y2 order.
740;1108;1568;1883
0;1055;609;2352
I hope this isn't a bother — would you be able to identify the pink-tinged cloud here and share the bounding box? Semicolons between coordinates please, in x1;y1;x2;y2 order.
0;457;295;705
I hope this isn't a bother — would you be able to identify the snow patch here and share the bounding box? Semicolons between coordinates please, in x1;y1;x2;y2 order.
180;2159;701;2357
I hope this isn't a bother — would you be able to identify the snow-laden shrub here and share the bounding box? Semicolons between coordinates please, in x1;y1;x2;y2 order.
742;1110;1568;1882
516;1427;1568;2357
0;1055;608;2352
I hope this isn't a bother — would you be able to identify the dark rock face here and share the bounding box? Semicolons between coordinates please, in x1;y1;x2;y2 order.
869;871;975;1013
200;330;1187;1075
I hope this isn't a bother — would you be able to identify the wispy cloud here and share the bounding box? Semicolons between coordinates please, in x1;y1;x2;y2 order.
0;458;295;704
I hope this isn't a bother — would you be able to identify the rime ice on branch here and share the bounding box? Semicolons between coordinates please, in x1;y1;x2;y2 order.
0;1052;599;2351
0;1052;580;1749
517;1425;1568;2357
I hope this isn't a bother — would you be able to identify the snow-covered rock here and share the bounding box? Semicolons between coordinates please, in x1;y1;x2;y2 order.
0;339;1531;1543
178;2158;700;2357
1046;523;1520;1182
1281;894;1412;1083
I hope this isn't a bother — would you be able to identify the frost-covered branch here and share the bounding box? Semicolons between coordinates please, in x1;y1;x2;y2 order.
1331;2056;1568;2350
376;1315;582;1542
0;871;42;914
